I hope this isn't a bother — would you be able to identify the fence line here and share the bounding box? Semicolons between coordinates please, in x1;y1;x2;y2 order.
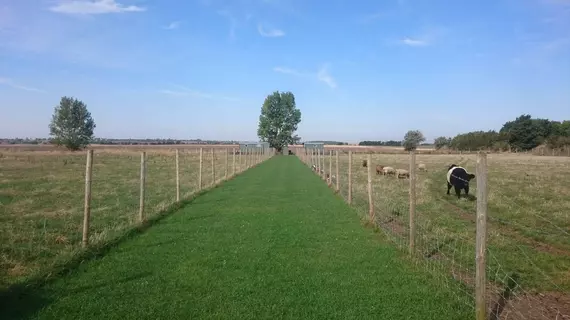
0;146;274;287
294;146;569;320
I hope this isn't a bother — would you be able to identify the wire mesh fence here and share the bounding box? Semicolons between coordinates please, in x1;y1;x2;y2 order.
0;146;272;289
293;146;570;320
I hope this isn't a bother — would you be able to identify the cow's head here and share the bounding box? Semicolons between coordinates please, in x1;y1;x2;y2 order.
467;173;475;181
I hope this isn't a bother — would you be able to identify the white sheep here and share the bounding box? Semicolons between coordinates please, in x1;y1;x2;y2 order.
382;166;396;176
418;163;427;171
395;169;410;179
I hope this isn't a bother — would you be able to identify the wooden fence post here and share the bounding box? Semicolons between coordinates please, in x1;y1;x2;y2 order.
328;150;332;186
348;151;353;204
321;149;325;179
232;148;236;176
317;149;321;176
335;150;339;192
409;150;416;255
199;148;203;190
139;151;146;222
82;149;94;248
225;148;229;180
211;148;215;185
476;152;489;320
175;149;180;202
367;154;374;222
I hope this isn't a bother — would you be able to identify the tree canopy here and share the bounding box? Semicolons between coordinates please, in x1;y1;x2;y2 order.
49;96;96;151
424;114;570;152
403;130;426;151
257;91;302;152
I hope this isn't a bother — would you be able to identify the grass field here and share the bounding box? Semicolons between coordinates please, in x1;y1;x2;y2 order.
0;147;250;289
300;149;570;318
1;156;472;320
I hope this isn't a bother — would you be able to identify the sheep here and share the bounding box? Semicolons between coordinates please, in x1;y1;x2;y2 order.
395;169;410;179
446;164;476;199
362;159;367;168
418;163;427;171
375;165;384;175
382;166;396;176
311;164;316;171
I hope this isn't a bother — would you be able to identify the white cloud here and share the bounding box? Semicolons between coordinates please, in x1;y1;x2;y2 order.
163;21;182;30
0;77;45;93
160;86;239;101
257;24;285;37
273;67;304;76
401;37;429;47
316;65;337;89
273;65;337;89
217;9;238;41
49;0;146;15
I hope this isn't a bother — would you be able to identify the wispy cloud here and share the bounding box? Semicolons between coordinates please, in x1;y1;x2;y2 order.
160;85;239;101
49;0;146;15
400;37;429;47
0;77;45;93
273;65;338;89
316;65;337;89
217;9;238;41
163;21;182;30
273;67;304;76
257;24;285;37
396;27;448;47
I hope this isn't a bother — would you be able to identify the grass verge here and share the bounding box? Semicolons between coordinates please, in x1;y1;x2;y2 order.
2;156;471;320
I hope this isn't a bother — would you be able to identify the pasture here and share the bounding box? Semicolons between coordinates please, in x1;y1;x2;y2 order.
1;156;472;320
309;150;569;317
0;146;248;288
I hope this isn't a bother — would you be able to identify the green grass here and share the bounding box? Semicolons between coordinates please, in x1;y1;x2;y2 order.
325;152;570;294
0;149;237;288
1;156;472;320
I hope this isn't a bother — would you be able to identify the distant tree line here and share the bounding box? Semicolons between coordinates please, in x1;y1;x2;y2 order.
0;137;242;146
303;141;348;145
358;140;402;146
433;114;570;151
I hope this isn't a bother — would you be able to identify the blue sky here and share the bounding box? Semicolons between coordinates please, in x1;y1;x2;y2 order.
1;0;569;143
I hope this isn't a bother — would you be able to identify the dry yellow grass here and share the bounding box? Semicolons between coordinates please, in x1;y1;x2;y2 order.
300;149;570;289
298;149;570;318
0;146;250;288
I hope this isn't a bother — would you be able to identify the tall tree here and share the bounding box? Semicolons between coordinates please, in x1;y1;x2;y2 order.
49;96;96;151
500;114;542;151
434;136;451;149
257;91;302;152
403;130;426;151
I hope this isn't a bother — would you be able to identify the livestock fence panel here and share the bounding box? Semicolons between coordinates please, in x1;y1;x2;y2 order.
0;146;273;289
292;146;570;320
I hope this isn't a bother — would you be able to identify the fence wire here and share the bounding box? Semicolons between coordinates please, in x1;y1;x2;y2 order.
0;146;271;289
294;147;570;320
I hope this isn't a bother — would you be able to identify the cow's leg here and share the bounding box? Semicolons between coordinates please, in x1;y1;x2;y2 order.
464;184;470;196
446;182;452;195
454;185;462;199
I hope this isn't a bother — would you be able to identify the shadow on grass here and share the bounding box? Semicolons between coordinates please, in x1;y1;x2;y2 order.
0;184;223;320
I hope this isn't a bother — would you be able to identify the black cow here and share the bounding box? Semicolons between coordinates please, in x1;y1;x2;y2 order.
446;164;475;199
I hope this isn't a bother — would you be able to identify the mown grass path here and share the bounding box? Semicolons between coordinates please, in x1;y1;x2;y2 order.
3;156;471;320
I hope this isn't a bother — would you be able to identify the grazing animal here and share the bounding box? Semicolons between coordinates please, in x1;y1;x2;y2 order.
311;164;316;171
396;169;410;179
446;164;476;199
418;163;427;171
382;166;396;176
362;159;368;168
375;165;384;175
